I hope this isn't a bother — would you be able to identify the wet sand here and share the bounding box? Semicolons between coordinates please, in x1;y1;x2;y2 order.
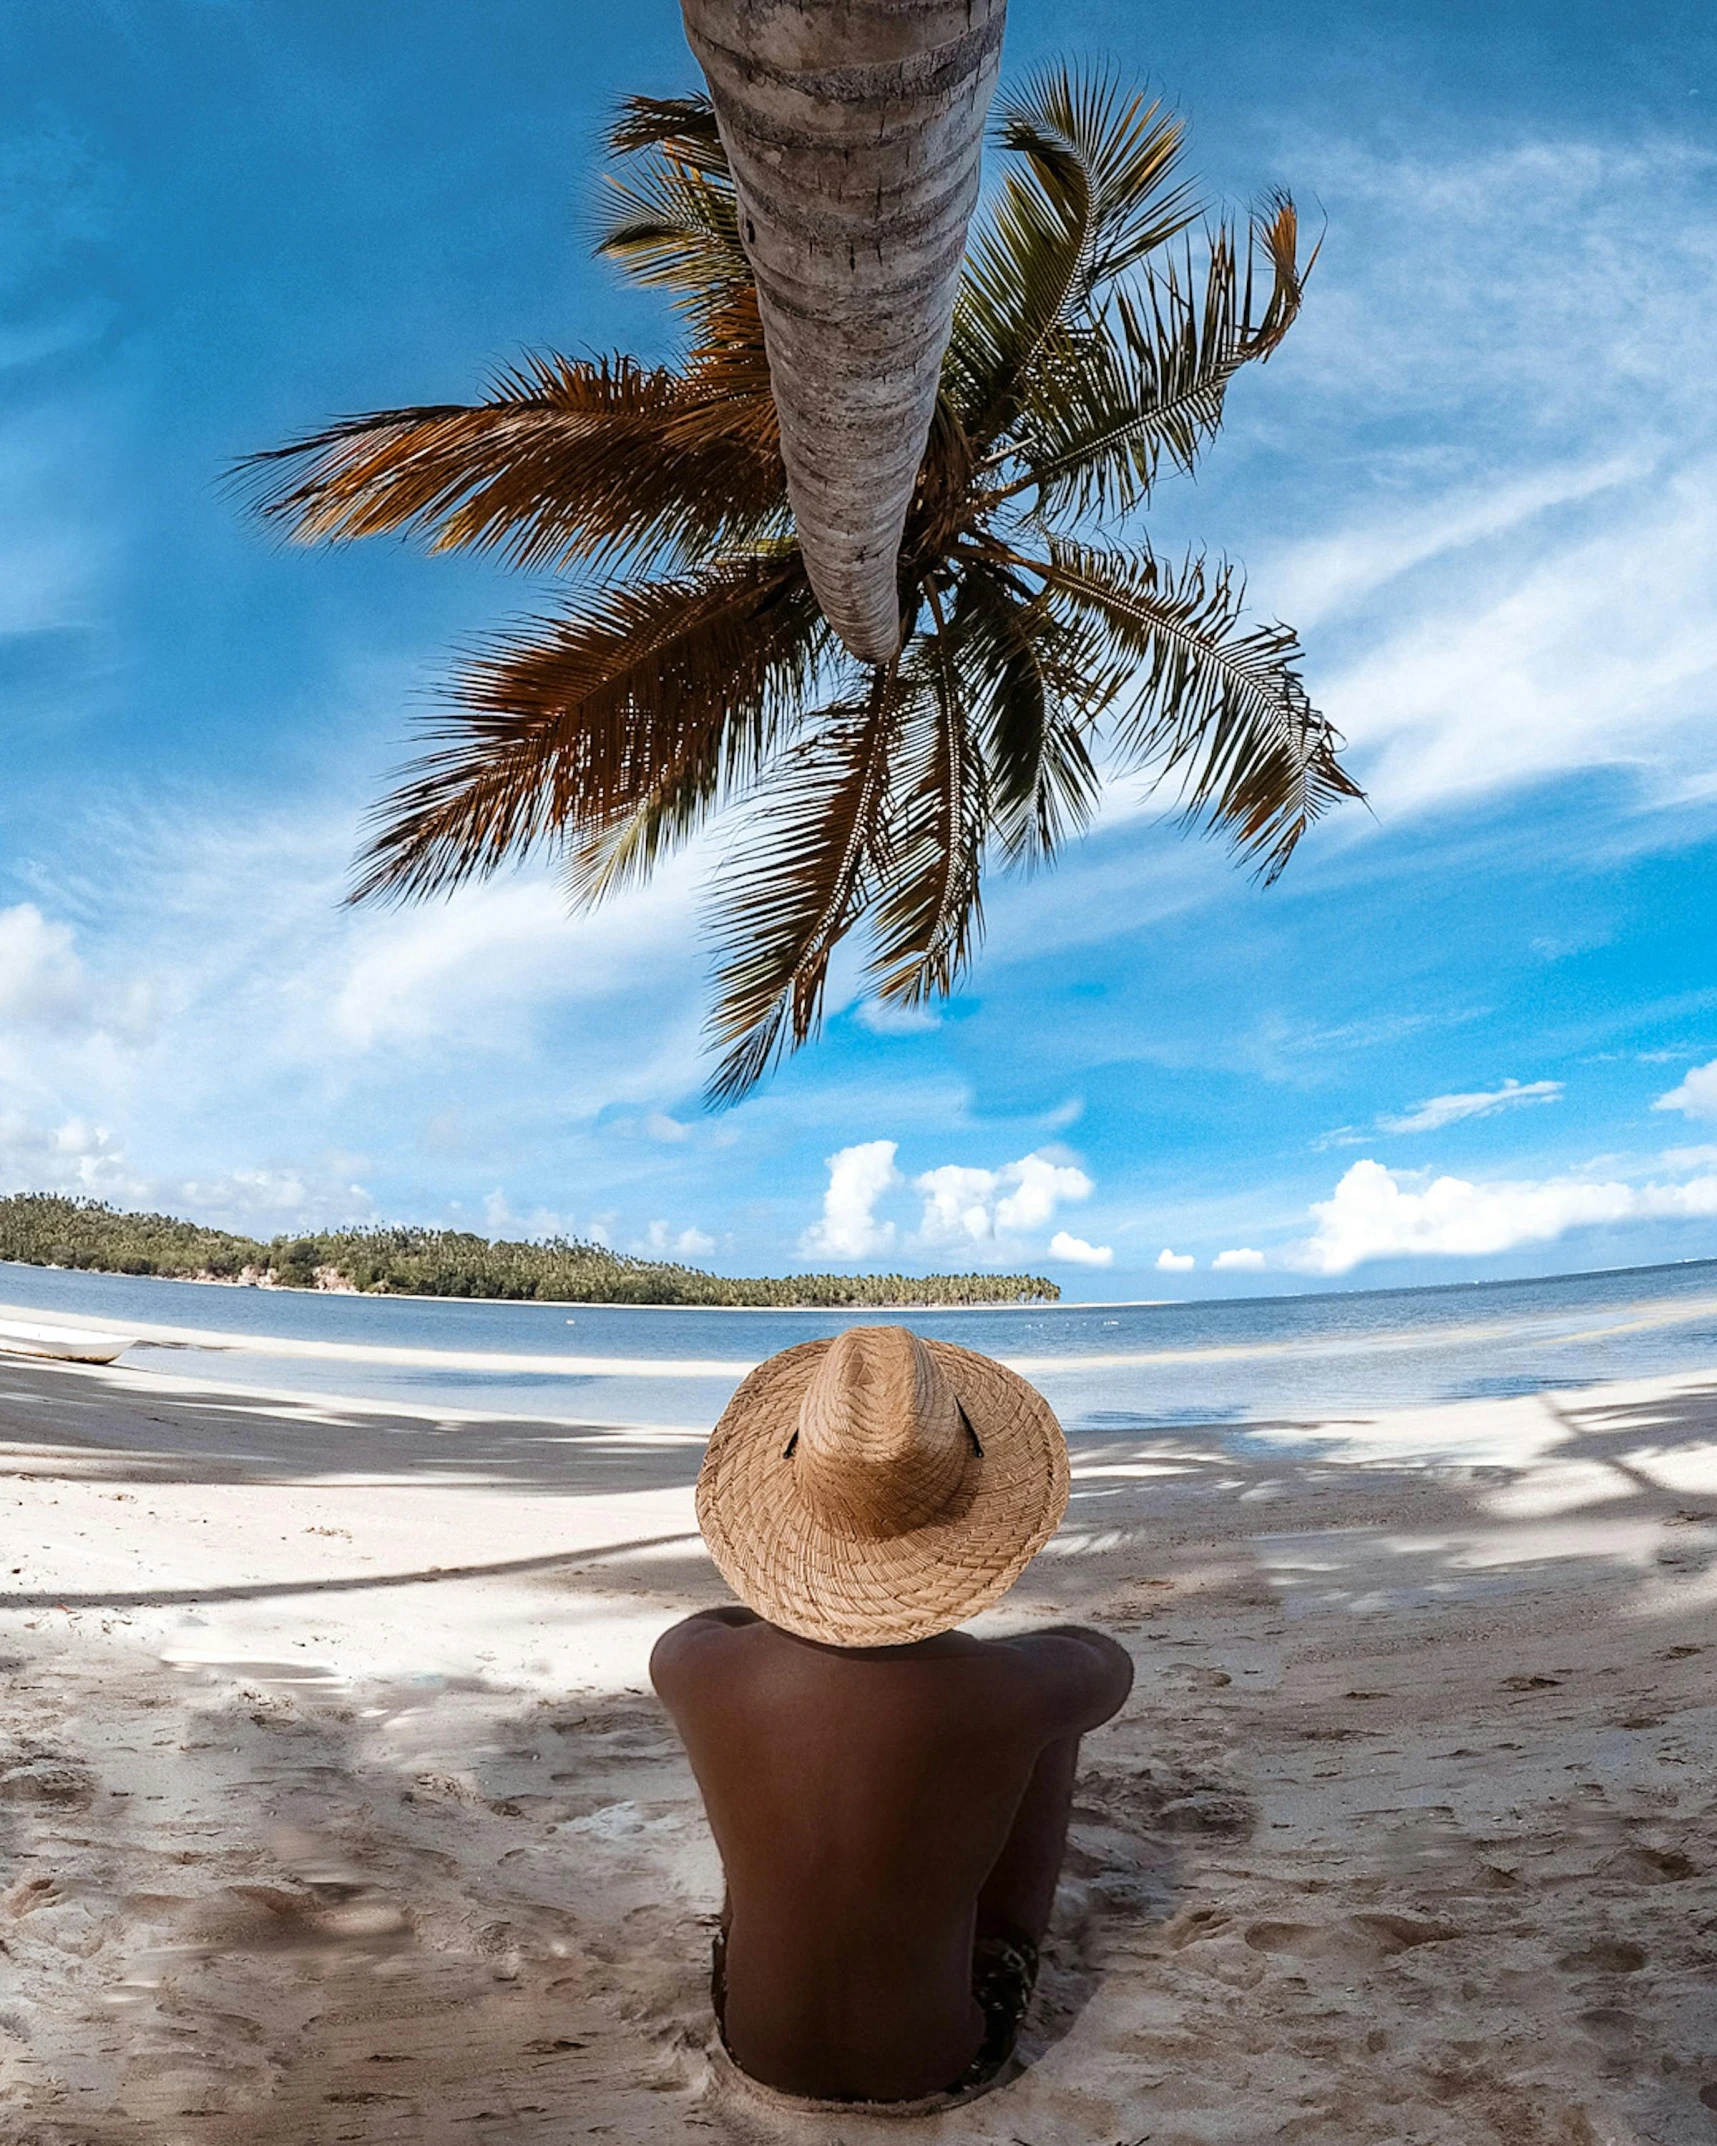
2;1353;1714;2144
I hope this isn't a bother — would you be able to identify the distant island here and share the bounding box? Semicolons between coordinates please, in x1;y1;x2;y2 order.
0;1195;1058;1309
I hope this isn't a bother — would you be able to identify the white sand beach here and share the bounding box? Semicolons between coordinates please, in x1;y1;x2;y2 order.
2;1352;1714;2144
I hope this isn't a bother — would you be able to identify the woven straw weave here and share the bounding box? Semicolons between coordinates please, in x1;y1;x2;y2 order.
696;1328;1068;1645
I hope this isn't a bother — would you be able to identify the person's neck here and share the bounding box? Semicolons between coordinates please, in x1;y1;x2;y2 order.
766;1621;968;1661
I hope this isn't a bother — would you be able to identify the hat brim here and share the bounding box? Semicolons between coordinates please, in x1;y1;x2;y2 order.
696;1337;1069;1646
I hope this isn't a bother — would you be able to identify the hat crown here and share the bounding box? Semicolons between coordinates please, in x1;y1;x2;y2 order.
794;1327;969;1540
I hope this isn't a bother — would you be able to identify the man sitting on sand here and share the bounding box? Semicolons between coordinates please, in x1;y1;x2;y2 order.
652;1326;1132;2109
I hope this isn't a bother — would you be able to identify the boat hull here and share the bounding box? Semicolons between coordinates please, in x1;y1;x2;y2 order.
0;1321;135;1364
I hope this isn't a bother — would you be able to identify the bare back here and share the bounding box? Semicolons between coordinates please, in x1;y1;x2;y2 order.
651;1609;1131;2102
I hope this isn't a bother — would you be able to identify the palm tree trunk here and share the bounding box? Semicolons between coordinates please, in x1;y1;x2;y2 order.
682;0;1006;664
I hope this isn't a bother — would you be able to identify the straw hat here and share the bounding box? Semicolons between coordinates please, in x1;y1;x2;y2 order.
696;1326;1069;1646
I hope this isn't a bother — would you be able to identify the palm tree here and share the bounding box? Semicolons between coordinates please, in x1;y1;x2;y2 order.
243;67;1360;1104
682;0;1007;661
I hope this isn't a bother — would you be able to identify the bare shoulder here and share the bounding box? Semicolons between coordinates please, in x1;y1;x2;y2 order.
649;1606;760;1700
986;1623;1134;1736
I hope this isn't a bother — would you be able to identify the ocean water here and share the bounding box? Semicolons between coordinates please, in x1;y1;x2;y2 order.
3;1255;1717;1431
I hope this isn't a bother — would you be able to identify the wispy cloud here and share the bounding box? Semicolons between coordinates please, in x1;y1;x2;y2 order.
1266;454;1646;633
1377;1077;1563;1135
1258;136;1717;824
0;788;722;1237
0;902;152;1043
855;999;942;1036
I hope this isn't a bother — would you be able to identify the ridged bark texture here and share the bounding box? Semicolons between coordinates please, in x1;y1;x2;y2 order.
683;0;1005;662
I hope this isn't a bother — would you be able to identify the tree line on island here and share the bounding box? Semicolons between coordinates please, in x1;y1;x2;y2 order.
0;1196;1057;1308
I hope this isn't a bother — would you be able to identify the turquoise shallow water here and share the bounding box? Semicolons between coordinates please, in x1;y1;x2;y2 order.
3;1255;1717;1430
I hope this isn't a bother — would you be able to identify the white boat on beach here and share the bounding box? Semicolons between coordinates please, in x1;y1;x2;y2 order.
0;1320;135;1364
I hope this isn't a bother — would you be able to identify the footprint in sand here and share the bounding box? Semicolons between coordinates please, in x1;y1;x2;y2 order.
1577;2006;1638;2043
1607;1845;1697;1883
1244;1914;1459;1960
1558;1939;1647;1974
0;1751;94;1807
2;1874;58;1915
1078;1763;1256;1841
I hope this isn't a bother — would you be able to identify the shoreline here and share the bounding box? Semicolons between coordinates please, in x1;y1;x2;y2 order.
8;1287;1717;1404
6;1244;1717;1316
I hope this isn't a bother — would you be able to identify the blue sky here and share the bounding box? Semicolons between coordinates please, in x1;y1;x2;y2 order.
3;0;1717;1297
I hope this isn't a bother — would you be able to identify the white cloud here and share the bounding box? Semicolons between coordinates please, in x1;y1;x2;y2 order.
1654;1058;1717;1119
855;1000;942;1035
0;905;92;1031
328;872;696;1054
1378;1077;1563;1135
1155;1248;1196;1272
1266;455;1645;633
1048;1231;1112;1267
800;1139;901;1260
913;1151;1093;1255
482;1190;574;1241
642;1219;716;1260
0;796;722;1248
1295;1155;1717;1275
179;1166;376;1233
0;1112;146;1203
0;903;152;1043
995;1155;1093;1232
914;1164;996;1251
1212;1247;1267;1272
0;1103;375;1234
1255;139;1717;821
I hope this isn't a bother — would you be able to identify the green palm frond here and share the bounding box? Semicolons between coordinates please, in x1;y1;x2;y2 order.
865;604;988;1006
947;64;1200;450
1036;539;1361;881
238;352;785;576
950;562;1105;866
999;67;1203;290
353;553;824;907
705;667;907;1104
1000;199;1310;518
595;101;746;328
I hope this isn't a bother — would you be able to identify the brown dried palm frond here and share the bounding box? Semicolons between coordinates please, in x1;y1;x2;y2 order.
352;553;824;908
238;351;784;578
